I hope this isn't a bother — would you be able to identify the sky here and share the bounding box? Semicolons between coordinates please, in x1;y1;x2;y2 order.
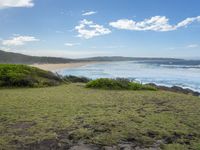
0;0;200;58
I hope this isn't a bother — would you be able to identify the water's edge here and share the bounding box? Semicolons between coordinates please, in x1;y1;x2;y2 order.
56;61;200;94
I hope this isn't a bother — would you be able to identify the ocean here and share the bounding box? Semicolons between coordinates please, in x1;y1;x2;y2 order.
56;61;200;92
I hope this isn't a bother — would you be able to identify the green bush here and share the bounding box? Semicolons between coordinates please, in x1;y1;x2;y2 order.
86;78;157;91
63;75;91;83
0;64;61;87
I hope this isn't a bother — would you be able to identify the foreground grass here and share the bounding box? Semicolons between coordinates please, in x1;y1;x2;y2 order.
0;84;200;149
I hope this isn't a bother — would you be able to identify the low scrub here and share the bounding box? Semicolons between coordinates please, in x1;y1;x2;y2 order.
86;78;157;91
0;64;61;87
63;75;91;83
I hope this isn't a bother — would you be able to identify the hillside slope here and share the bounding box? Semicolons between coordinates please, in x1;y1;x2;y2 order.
0;50;73;64
0;84;200;149
0;64;61;87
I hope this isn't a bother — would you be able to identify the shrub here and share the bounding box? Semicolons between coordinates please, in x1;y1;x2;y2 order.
63;75;91;83
86;78;157;91
0;64;61;87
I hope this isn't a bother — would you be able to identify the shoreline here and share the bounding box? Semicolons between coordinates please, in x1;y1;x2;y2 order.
30;62;200;96
146;83;200;96
30;61;100;71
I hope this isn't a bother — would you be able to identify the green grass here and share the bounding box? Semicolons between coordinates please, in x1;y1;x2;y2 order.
0;64;61;87
86;78;157;91
0;83;200;149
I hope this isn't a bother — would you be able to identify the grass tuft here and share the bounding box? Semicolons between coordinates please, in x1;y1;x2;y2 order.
63;75;91;83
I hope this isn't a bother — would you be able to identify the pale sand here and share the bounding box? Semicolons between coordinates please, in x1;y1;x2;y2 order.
30;61;100;71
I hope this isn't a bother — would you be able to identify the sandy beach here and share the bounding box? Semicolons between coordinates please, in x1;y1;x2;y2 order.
31;61;99;71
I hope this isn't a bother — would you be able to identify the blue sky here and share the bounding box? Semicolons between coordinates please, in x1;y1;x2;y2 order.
0;0;200;58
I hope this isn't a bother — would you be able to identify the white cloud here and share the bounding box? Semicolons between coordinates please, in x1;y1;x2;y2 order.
186;44;199;48
109;16;200;31
75;19;111;39
82;11;97;16
65;42;80;47
167;44;199;50
2;36;39;46
0;0;34;8
176;16;200;28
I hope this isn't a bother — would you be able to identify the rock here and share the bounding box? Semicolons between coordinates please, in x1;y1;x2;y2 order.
103;146;118;150
69;144;99;150
135;146;160;150
118;143;132;150
146;83;200;96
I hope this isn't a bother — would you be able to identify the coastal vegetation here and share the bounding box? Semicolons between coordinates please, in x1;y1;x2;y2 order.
0;64;61;87
86;78;157;91
63;75;91;83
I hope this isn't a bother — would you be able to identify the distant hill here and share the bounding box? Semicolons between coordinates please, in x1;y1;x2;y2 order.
1;50;200;65
78;56;182;62
78;56;200;66
0;50;74;64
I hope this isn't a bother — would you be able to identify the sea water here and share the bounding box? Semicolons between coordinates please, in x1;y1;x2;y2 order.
56;61;200;92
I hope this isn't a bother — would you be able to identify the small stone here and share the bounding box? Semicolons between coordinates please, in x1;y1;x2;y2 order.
69;144;99;150
103;146;118;150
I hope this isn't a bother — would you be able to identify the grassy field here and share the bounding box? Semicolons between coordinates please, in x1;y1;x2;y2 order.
0;84;200;150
